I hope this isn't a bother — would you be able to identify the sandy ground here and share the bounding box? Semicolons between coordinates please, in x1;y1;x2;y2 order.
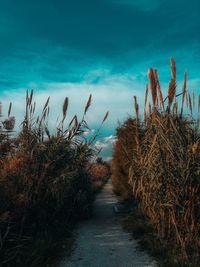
59;180;157;267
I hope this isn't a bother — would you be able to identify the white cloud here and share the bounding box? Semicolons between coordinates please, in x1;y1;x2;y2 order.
1;67;199;160
104;135;116;143
0;70;146;136
83;129;95;136
94;135;116;159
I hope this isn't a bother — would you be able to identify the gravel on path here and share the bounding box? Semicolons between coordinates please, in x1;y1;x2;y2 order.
59;179;157;267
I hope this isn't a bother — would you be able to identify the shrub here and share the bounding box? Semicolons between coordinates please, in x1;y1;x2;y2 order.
0;91;108;266
112;58;200;265
88;159;111;193
112;118;143;199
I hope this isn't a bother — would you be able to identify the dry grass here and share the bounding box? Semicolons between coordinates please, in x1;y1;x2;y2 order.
167;78;176;110
148;67;157;107
88;158;111;193
112;117;143;200
112;58;200;266
0;93;108;266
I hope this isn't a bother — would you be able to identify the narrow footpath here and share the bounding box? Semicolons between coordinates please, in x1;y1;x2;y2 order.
59;180;157;267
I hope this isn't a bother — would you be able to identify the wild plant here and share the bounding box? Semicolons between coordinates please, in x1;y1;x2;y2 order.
112;58;200;265
0;91;108;265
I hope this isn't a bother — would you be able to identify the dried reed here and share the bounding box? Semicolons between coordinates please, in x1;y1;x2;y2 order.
154;69;165;111
143;108;146;124
170;57;176;79
148;102;151;118
112;57;200;265
144;83;148;108
192;89;195;109
181;70;187;115
84;94;92;115
8;102;12;117
134;96;139;124
43;97;50;111
185;91;188;111
148;68;157;108
168;78;176;110
103;111;109;123
62;97;68;122
29;89;33;105
189;94;193;116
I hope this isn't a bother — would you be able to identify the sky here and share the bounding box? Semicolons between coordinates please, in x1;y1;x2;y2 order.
0;0;200;158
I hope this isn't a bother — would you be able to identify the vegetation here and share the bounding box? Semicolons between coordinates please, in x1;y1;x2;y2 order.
112;58;200;266
88;157;111;194
0;92;109;266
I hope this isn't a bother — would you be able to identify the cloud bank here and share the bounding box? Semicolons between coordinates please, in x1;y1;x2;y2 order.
0;0;199;159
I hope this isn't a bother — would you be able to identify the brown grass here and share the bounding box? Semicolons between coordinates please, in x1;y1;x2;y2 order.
133;96;139;124
148;68;157;108
143;108;146;125
168;78;176;110
154;69;165;111
8;102;12;117
88;159;111;193
112;57;200;266
192;89;195;108
0;92;108;266
62;97;69;122
181;70;187;115
103;111;109;123
84;94;92;115
189;93;193;116
170;57;176;79
148;101;151;118
144;83;148;108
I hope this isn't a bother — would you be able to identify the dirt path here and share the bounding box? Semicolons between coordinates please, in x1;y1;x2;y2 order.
59;180;157;267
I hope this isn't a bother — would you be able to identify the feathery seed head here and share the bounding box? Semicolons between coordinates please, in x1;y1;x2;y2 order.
148;102;151;118
144;83;148;108
143;108;146;124
168;78;176;108
62;97;69;121
8;102;12;117
170;57;176;79
189;94;193;116
192;89;195;108
29;89;33;105
84;94;92;114
148;68;157;107
154;69;165;111
103;111;109;123
43;97;50;111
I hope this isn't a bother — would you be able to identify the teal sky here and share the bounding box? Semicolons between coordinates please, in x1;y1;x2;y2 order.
0;0;200;158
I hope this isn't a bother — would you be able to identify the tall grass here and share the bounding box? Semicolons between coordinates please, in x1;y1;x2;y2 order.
0;92;108;266
88;157;111;193
112;117;142;199
112;58;200;266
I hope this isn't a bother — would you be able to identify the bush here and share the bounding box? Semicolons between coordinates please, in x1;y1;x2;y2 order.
88;159;111;193
0;91;108;266
112;118;143;199
112;58;200;266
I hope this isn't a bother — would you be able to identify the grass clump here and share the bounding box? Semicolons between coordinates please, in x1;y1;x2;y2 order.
112;118;142;199
112;58;200;266
0;91;108;266
88;157;111;194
